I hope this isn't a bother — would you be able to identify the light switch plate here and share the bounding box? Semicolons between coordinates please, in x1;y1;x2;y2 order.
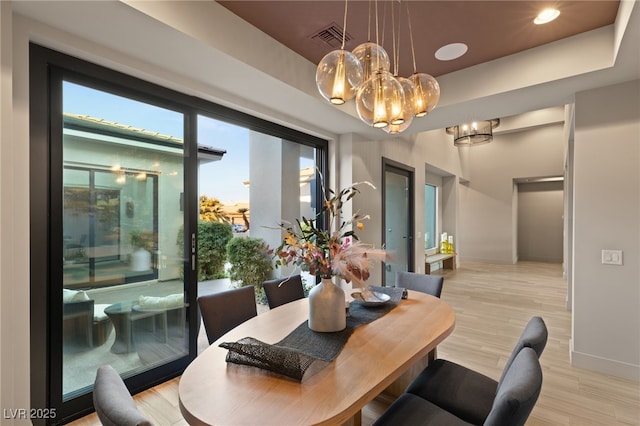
602;249;623;265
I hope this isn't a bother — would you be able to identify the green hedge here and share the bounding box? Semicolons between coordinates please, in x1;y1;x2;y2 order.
197;221;233;280
226;236;272;302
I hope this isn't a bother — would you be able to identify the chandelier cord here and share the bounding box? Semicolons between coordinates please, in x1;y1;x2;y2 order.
367;0;372;41
397;2;402;76
380;1;387;50
406;1;418;74
340;0;349;50
375;0;380;70
391;1;397;76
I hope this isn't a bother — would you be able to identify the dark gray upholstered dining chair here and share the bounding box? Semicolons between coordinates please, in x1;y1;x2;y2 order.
373;347;543;426
396;271;444;298
197;286;258;344
404;316;548;425
93;365;153;426
263;275;305;309
396;271;445;360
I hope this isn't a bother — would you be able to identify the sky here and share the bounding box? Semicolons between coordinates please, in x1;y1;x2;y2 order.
197;116;250;204
63;81;250;203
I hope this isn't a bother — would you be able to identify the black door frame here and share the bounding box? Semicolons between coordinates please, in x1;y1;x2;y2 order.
29;43;328;424
30;44;200;424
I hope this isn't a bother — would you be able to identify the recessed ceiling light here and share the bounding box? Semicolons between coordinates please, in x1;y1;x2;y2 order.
435;43;468;61
534;8;560;25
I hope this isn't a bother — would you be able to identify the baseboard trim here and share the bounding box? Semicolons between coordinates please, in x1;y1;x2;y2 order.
457;257;514;264
571;348;640;382
518;256;563;263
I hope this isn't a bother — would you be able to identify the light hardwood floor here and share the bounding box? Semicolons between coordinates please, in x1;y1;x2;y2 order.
69;261;640;425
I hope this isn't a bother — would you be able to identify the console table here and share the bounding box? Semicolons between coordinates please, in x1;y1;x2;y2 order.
425;251;456;274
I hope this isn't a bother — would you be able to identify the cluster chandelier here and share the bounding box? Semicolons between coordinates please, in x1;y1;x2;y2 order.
315;0;440;135
446;119;500;147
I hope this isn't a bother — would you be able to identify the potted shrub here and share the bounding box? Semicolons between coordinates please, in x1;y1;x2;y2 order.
130;230;153;271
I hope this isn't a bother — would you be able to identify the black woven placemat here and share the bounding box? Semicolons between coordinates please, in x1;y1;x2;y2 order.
221;286;404;381
276;321;353;361
220;337;317;381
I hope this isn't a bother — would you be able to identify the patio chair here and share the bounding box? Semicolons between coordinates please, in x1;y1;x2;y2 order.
63;289;113;349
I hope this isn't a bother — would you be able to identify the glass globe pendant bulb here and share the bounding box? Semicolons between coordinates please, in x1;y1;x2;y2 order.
381;74;407;126
409;73;440;117
356;70;405;128
397;76;416;125
384;76;416;134
389;87;405;126
373;74;389;128
353;42;390;82
384;109;413;134
316;49;363;105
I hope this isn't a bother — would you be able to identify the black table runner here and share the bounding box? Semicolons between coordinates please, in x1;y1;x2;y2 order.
220;286;404;381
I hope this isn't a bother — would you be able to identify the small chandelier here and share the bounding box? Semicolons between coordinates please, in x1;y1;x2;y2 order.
446;119;500;147
315;0;439;134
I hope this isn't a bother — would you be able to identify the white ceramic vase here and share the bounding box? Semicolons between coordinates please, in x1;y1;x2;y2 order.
308;277;347;332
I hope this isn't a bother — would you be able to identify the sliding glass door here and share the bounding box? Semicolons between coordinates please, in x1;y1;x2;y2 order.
30;44;327;424
61;81;188;400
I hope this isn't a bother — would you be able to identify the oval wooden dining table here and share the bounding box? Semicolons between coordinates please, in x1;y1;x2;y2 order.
179;290;455;426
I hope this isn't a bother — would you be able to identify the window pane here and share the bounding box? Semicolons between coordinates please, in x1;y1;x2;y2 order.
62;82;187;399
425;185;437;249
197;116;321;313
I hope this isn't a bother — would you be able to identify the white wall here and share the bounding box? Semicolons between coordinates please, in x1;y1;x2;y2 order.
458;125;565;263
564;104;575;310
337;120;567;272
572;79;640;380
517;181;564;262
2;6;33;421
0;0;13;416
64;133;185;281
336;130;465;279
249;136;303;279
249;133;285;250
